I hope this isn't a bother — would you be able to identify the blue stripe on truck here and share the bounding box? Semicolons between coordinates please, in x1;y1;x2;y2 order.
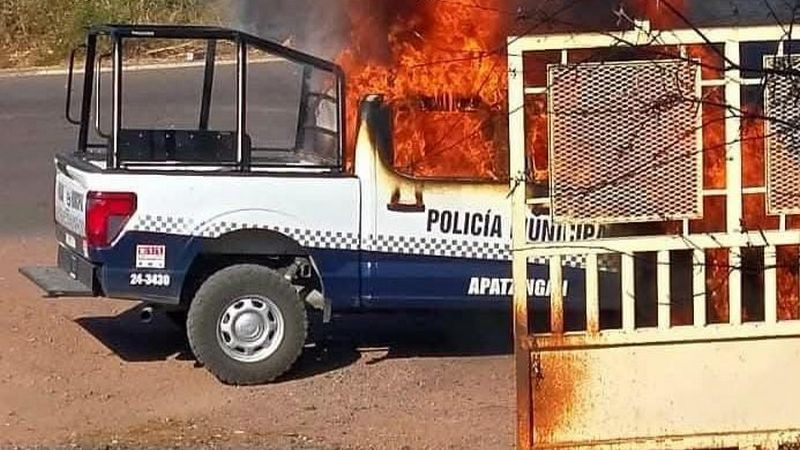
86;232;613;319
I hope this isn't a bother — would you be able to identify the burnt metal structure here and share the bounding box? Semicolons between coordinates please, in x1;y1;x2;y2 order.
508;21;800;450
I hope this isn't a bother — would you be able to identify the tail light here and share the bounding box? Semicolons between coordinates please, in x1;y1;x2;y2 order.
86;192;137;248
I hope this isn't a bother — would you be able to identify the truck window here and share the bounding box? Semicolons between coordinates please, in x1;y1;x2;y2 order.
247;44;341;169
389;104;509;182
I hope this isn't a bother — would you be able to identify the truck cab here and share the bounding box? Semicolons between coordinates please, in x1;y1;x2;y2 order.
22;25;599;384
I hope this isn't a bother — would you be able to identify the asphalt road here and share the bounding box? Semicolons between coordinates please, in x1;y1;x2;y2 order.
0;72;74;235
0;62;303;235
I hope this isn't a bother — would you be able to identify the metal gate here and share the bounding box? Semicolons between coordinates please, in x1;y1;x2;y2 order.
508;22;800;450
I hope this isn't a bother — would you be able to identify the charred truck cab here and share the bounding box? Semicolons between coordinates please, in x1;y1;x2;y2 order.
22;25;601;384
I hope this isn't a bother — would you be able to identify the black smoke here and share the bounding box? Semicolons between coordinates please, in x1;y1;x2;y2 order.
229;0;350;58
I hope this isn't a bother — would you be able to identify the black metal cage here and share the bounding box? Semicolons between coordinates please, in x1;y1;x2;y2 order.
67;24;346;172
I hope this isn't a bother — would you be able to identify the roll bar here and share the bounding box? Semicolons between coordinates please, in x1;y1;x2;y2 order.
65;24;346;171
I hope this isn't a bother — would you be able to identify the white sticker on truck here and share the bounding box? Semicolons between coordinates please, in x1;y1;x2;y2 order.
55;172;86;236
130;273;171;287
136;245;166;269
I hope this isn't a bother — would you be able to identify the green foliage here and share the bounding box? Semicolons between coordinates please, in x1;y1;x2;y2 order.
0;0;221;68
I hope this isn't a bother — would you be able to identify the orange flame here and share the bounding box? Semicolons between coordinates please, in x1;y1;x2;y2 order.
338;0;510;178
636;0;688;29
702;86;726;189
525;94;548;185
742;105;766;188
777;246;800;320
706;248;730;323
740;104;797;317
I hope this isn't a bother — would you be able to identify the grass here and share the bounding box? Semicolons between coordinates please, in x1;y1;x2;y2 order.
0;0;225;68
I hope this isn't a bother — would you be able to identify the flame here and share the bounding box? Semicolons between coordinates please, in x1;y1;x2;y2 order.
690;48;728;322
789;216;800;228
525;94;548;184
742;104;766;188
338;0;510;179
743;194;779;230
636;0;688;29
777;246;800;320
686;44;724;80
739;102;797;317
702;87;726;189
706;248;730;323
690;196;725;233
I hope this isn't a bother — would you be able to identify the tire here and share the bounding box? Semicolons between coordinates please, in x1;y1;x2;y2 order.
187;264;307;385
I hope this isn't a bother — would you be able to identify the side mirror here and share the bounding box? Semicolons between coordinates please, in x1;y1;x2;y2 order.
65;45;86;125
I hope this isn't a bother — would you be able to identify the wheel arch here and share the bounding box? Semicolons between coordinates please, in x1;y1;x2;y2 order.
180;229;327;312
202;228;305;255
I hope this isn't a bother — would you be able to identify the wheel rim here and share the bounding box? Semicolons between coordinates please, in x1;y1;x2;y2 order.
217;296;285;363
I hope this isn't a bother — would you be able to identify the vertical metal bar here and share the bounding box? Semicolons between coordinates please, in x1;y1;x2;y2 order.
729;250;742;325
550;256;564;334
295;66;312;151
65;45;85;126
693;249;707;327
622;253;636;332
725;40;743;326
695;64;704;220
507;40;532;450
198;39;217;131
236;39;250;171
586;253;600;334
765;246;778;324
657;251;671;329
77;34;96;153
110;35;123;169
95;54;110;139
337;69;346;169
95;56;104;136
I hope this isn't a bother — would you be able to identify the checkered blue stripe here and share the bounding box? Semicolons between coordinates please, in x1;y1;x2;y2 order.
132;215;359;250
371;234;509;261
131;214;588;266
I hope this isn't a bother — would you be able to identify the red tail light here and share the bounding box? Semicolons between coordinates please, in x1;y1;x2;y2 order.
86;192;137;248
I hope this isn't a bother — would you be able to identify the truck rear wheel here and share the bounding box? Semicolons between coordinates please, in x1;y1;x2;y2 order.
187;264;307;385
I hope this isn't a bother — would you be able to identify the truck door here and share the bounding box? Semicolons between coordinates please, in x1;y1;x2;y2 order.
368;193;511;308
353;100;511;308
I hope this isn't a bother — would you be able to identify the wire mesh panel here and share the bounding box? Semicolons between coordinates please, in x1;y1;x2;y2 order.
765;55;800;214
547;60;702;224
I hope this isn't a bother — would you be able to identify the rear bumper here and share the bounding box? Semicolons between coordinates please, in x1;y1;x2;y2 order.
19;246;99;297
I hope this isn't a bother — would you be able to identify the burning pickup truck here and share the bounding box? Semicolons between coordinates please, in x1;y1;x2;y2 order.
21;24;600;384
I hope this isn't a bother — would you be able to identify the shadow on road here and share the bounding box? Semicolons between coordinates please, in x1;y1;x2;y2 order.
75;305;193;362
76;305;513;382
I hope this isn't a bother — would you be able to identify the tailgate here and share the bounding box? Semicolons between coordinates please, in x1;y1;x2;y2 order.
21;157;99;298
54;161;89;251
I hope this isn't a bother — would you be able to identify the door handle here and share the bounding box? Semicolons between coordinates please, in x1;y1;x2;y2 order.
387;202;426;213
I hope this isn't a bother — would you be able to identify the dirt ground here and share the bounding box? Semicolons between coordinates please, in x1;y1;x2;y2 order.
0;234;515;449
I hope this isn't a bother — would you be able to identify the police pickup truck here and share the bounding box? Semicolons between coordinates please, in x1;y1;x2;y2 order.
21;25;598;385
